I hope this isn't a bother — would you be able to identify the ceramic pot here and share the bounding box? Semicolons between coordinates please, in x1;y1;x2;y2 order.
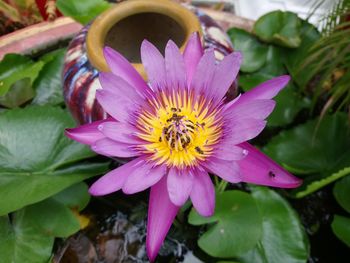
63;0;235;124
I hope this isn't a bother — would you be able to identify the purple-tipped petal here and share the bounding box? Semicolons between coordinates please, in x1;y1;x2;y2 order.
89;158;141;196
165;40;187;90
141;40;166;91
238;75;290;104
183;32;203;86
147;175;180;262
238;142;302;188
225;118;267;145
225;99;276;121
96;89;135;122
202;157;241;183
215;145;248;161
92;138;139;157
167;168;193;206
65;118;112;145
191;49;216;95
98;121;139;144
208;51;242;102
190;170;215;217
122;163;166;194
103;47;149;94
99;72;144;102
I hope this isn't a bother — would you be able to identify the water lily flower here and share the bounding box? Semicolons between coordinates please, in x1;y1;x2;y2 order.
66;33;302;262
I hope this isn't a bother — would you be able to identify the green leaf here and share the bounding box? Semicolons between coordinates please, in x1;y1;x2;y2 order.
0;78;35;108
0;54;43;96
227;28;268;73
331;215;350;247
333;175;350;213
239;187;309;263
0;214;54;263
253;11;302;48
188;190;262;258
0;106;109;215
264;113;350;175
56;0;111;24
283;21;321;88
32;49;65;106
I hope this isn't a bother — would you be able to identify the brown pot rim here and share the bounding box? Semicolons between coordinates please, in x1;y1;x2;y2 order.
86;0;202;79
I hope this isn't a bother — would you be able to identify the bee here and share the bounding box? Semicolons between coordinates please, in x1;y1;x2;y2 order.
195;146;204;154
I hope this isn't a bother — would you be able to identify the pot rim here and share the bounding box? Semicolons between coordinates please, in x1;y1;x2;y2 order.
86;0;202;79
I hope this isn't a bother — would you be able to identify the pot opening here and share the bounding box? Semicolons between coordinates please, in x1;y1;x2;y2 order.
105;12;186;63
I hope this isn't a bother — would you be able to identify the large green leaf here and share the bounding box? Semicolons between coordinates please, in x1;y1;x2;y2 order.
227;28;268;73
264;113;350;175
0;78;35;108
0;54;43;96
188;191;262;258
32;49;66;106
253;11;302;48
239;187;309;263
0;106;109;215
0;214;54;263
331;215;350;247
56;0;111;24
333;175;350;213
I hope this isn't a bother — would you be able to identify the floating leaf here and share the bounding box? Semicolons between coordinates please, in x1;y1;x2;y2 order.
0;54;43;96
32;49;66;106
0;214;54;263
56;0;111;24
0;106;109;215
331;215;350;247
333;175;350;213
189;190;262;258
253;11;302;48
239;187;309;263
227;28;268;73
0;78;35;108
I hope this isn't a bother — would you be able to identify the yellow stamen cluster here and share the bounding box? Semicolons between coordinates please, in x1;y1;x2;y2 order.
136;90;222;168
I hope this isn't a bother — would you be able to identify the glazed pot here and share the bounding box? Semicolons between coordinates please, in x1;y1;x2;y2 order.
63;0;235;124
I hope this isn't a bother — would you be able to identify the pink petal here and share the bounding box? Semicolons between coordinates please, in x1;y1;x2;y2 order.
65;118;112;145
190;170;215;217
96;89;134;122
183;32;203;87
202;157;241;183
98;121;139;144
208;51;242;102
92;138;139;157
191;49;216;95
103;47;149;94
167;168;193;206
122;163;166;194
225;99;276;121
99;72;144;102
215;145;248;161
225;118;267;145
238;75;290;104
147;176;180;262
89;158;141;196
141;40;166;91
238;142;302;188
165;40;186;90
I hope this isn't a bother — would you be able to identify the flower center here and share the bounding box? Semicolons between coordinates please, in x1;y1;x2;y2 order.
136;90;222;168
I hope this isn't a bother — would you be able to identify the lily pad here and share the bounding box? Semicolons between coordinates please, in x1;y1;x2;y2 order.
0;106;109;215
0;78;35;108
253;11;302;48
0;54;43;96
188;190;262;258
333;175;350;213
57;0;111;24
239;187;309;263
331;215;350;247
264;113;350;175
227;28;268;73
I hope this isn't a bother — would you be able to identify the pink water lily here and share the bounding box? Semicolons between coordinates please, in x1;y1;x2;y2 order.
66;33;302;262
